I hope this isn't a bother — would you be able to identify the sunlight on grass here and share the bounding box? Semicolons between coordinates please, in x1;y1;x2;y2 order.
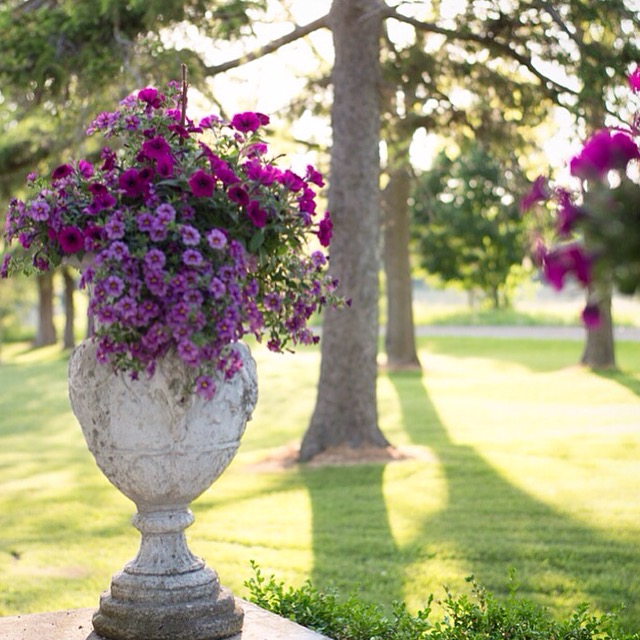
1;336;639;629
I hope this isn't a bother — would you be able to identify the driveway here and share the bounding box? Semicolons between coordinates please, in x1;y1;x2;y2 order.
415;325;640;341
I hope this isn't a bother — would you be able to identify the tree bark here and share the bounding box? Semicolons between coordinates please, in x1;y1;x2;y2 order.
299;0;390;461
580;286;616;369
34;271;57;347
62;266;75;350
382;165;421;370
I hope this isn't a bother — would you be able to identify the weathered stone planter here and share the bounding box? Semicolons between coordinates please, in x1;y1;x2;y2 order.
68;339;258;640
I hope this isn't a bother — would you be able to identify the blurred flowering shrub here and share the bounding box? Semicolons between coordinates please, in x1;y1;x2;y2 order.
522;69;640;327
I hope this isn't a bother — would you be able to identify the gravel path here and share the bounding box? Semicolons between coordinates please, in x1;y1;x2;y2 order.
415;325;640;341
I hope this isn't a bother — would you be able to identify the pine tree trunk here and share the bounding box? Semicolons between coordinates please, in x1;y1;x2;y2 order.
299;0;389;461
62;266;76;350
581;287;616;369
382;165;421;370
34;271;57;347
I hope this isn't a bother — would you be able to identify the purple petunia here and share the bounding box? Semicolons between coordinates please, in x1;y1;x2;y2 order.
206;228;227;250
180;224;201;246
182;249;203;267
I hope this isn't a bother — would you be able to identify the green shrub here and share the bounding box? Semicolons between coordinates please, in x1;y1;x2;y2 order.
245;564;639;640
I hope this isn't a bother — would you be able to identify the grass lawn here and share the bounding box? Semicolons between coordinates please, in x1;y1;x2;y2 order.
0;336;639;631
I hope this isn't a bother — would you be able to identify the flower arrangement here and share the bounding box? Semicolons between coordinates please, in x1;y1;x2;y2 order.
1;76;339;398
521;69;640;328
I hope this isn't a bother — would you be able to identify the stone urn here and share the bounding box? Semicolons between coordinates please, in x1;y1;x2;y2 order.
68;338;258;640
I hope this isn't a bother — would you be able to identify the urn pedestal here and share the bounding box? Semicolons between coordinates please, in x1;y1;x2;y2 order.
68;339;258;640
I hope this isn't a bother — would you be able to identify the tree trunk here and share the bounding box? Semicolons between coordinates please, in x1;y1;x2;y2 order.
382;165;421;370
62;266;76;349
34;271;57;347
299;0;389;461
581;287;616;369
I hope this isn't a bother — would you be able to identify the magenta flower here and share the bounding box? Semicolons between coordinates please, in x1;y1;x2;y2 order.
317;212;333;247
188;170;215;197
141;136;172;161
228;185;250;205
58;226;84;253
279;170;305;192
230;112;262;133
78;160;94;178
247;200;267;228
155;155;175;178
570;130;640;179
629;68;640;92
119;168;145;197
555;190;584;236
543;244;592;290
581;304;601;329
137;87;162;108
51;164;73;181
306;165;324;187
520;175;548;211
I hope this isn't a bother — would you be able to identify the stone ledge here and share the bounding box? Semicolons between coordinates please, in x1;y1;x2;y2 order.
0;600;332;640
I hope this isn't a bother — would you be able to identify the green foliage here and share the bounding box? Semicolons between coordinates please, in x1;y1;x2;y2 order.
246;564;639;640
411;143;528;308
245;561;433;640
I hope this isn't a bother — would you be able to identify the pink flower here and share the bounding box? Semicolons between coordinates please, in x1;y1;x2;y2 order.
188;170;215;197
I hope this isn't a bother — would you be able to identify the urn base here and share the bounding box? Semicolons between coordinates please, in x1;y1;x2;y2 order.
93;583;243;640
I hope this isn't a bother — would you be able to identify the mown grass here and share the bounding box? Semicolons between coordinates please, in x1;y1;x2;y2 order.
0;336;639;632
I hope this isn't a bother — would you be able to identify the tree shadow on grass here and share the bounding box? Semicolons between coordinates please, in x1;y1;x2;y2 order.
594;368;640;400
300;462;405;605
388;369;640;630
